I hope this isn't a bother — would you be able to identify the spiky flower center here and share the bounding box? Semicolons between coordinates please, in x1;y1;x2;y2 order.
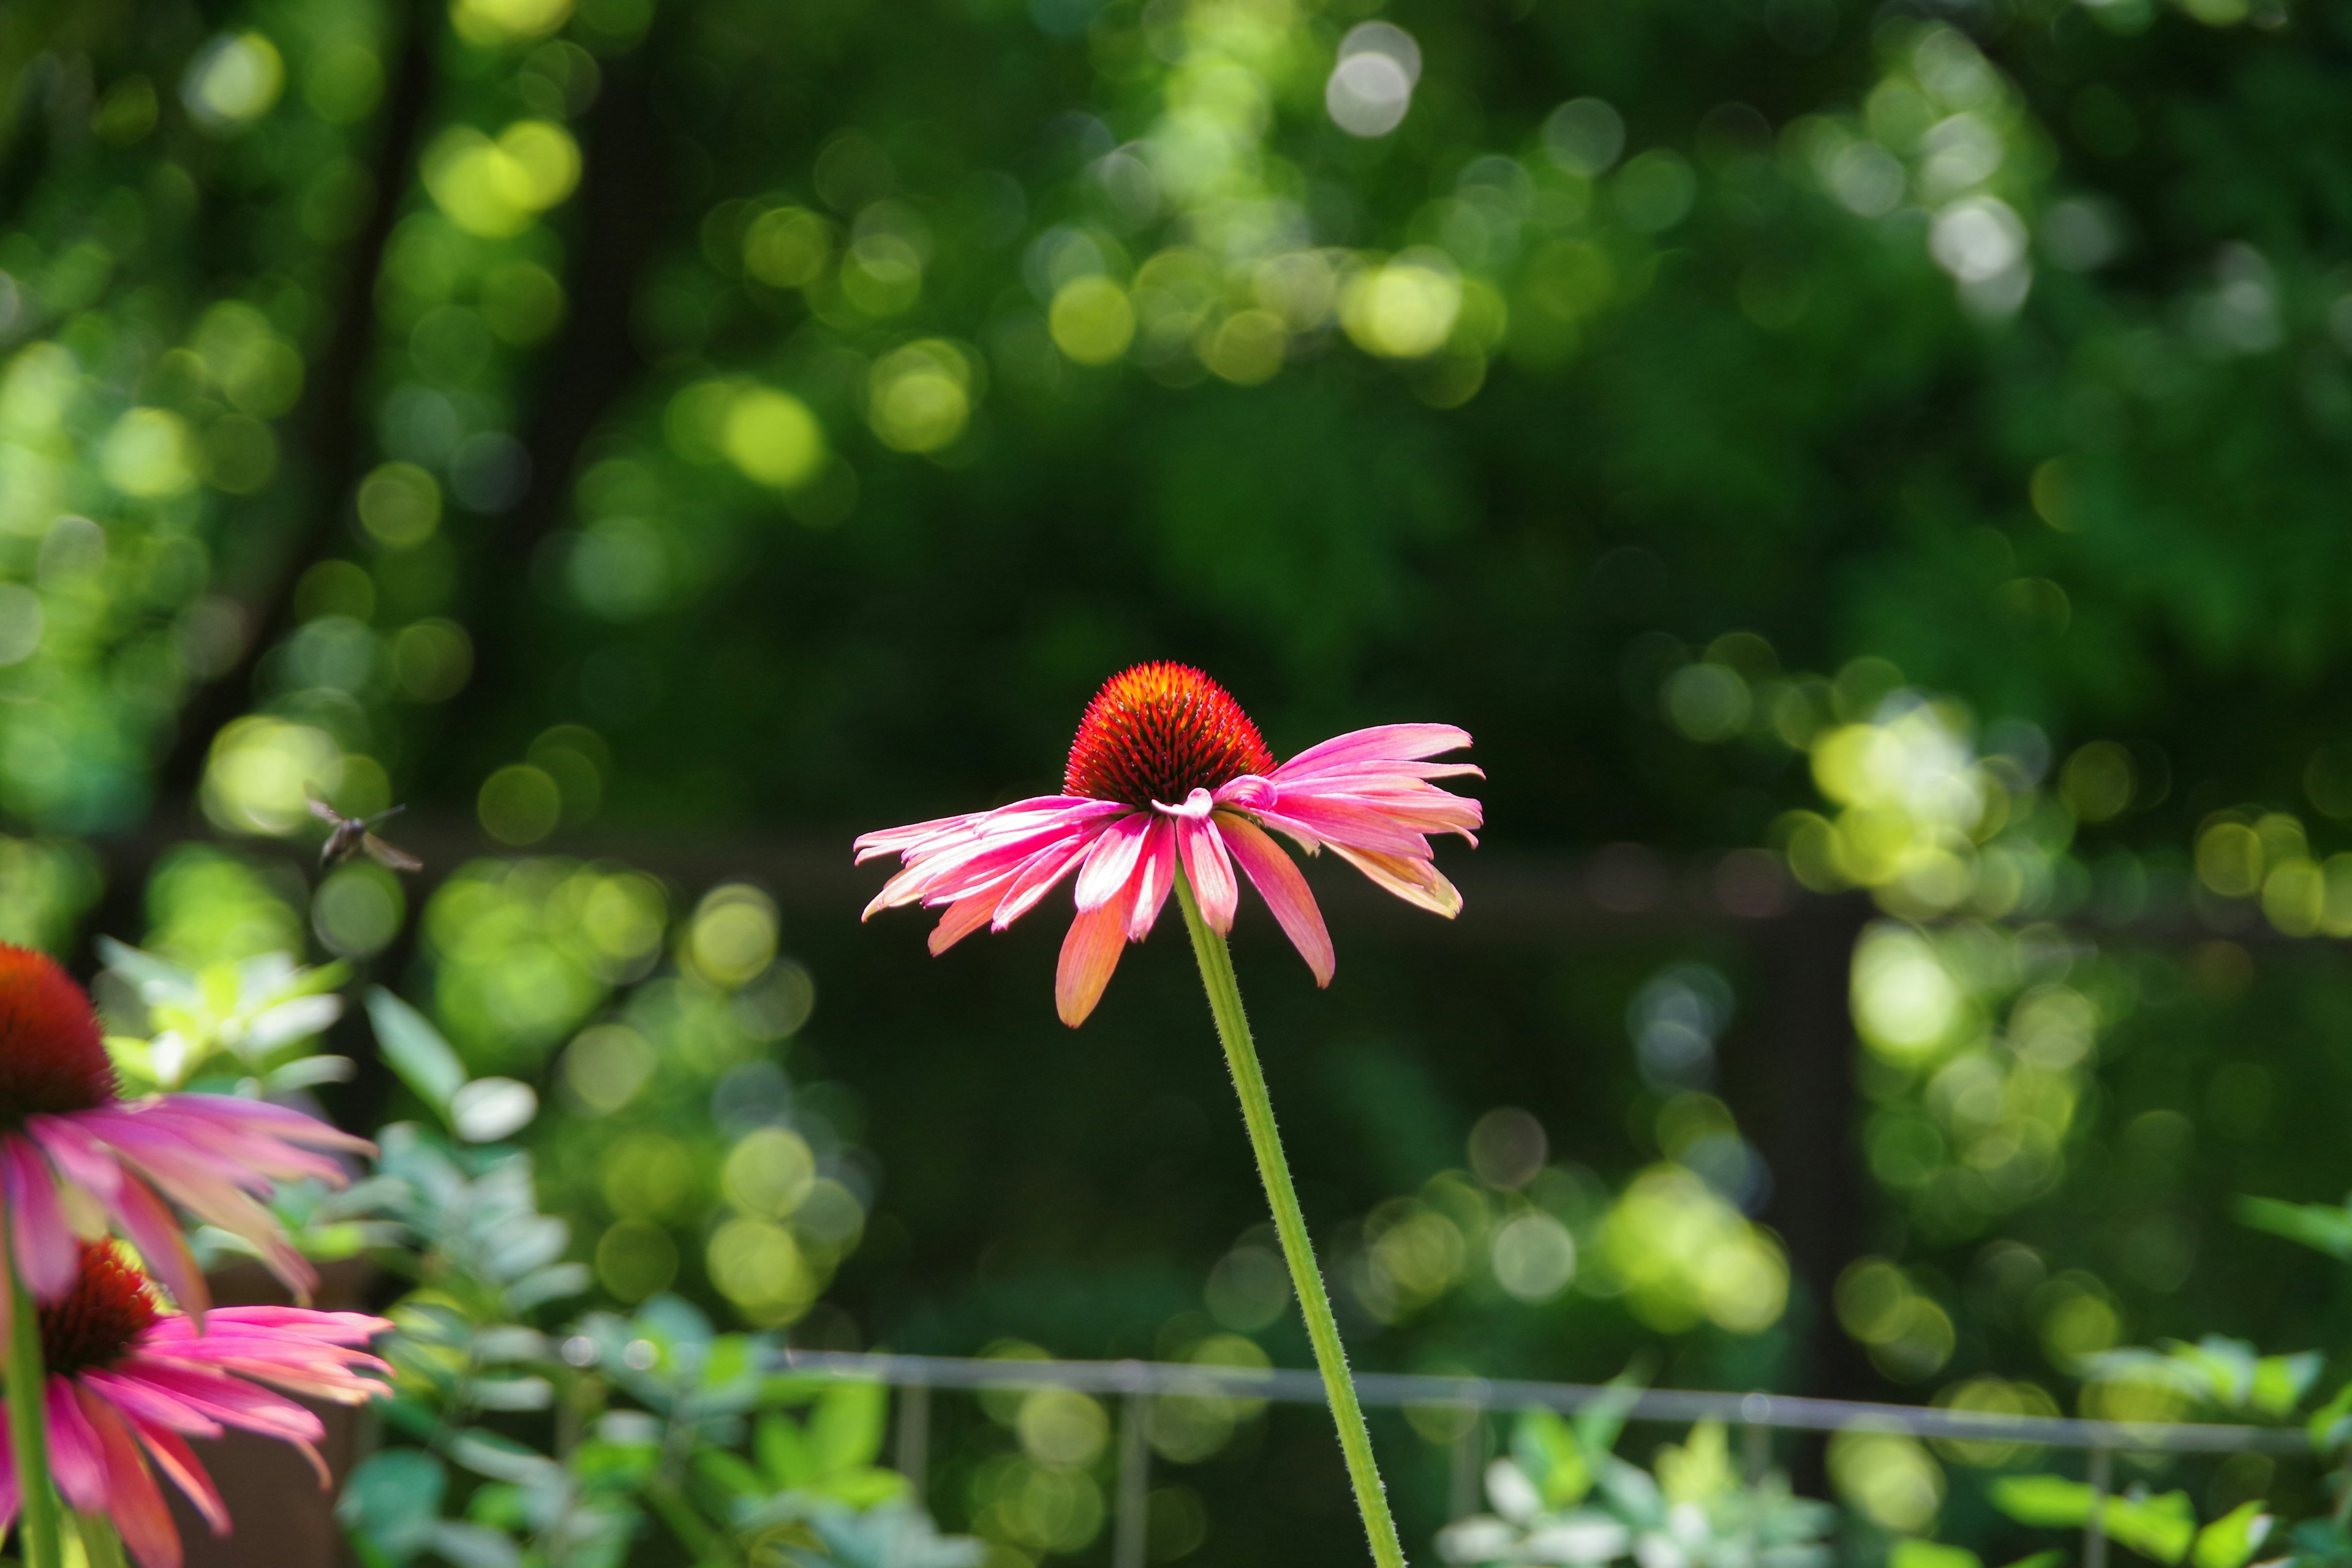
1064;663;1276;807
41;1244;160;1376
0;944;116;1123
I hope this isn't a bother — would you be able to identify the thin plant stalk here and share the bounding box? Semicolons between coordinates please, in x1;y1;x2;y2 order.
6;1265;63;1568
80;1513;129;1568
1174;870;1408;1568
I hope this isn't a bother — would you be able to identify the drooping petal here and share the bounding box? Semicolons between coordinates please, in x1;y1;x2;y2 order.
1055;879;1137;1027
928;876;1016;956
75;1387;182;1568
990;832;1101;930
77;1370;227;1439
1072;813;1152;911
1325;842;1464;919
2;1135;77;1299
1125;818;1177;940
105;1361;325;1444
126;1416;228;1534
1272;723;1474;780
104;1172;209;1322
1177;813;1238;933
1249;797;1433;860
1216;814;1335;986
45;1376;108;1513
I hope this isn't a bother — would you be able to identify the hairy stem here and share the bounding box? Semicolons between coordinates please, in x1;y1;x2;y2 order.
1174;871;1408;1568
7;1265;62;1568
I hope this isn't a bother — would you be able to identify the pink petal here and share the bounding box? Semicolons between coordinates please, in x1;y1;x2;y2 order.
108;1173;209;1322
127;1417;228;1534
1178;815;1238;933
1072;813;1152;911
1252;795;1433;859
74;1387;182;1568
1327;842;1464;918
46;1376;107;1513
865;816;1095;916
1125;818;1177;941
24;1117;122;1201
108;1361;325;1443
1273;723;1473;780
77;1371;225;1439
990;833;1099;930
1055;881;1136;1027
2;1135;77;1299
1218;814;1335;986
929;878;1015;955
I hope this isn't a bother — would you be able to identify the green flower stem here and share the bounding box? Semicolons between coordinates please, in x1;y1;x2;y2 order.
7;1264;62;1568
1174;870;1408;1568
80;1513;129;1568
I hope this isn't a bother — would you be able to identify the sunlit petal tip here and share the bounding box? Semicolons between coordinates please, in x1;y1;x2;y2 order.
1055;892;1133;1027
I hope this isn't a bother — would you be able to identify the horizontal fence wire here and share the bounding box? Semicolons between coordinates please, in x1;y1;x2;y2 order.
774;1349;2312;1456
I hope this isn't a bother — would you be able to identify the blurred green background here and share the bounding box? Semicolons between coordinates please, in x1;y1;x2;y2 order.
6;0;2352;1558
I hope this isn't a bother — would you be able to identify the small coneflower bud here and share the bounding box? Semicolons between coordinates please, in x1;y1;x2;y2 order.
1064;662;1277;807
0;944;118;1120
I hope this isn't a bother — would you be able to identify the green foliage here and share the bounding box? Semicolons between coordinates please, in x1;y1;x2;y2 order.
334;1123;974;1567
1985;1476;2266;1568
2236;1197;2352;1264
1439;1408;1834;1568
2083;1336;2323;1421
99;935;347;1093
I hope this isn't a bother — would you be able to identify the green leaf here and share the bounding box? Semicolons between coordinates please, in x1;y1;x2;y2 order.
366;987;467;1118
336;1449;447;1562
424;1520;522;1568
1574;1366;1648;1462
810;1380;889;1476
693;1447;769;1498
815;1468;910;1509
1991;1476;2097;1528
1893;1541;1983;1568
758;1412;815;1487
1512;1409;1591;1508
2192;1502;2272;1568
2236;1197;2352;1262
2252;1353;2324;1417
2105;1491;2198;1564
1997;1553;2066;1568
97;937;197;1000
2310;1379;2352;1450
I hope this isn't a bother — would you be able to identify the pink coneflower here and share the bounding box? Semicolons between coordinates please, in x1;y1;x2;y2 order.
858;663;1479;1568
855;661;1482;1024
0;946;370;1320
0;1243;390;1568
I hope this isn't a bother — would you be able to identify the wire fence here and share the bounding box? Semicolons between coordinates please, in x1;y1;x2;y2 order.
775;1350;2310;1568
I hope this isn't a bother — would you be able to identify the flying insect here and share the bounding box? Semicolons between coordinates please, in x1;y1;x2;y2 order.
306;786;423;872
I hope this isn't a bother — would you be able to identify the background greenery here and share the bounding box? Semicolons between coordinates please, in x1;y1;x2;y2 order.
6;0;2352;1560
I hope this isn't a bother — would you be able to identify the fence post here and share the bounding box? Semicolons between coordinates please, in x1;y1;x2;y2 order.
896;1381;930;1503
1115;1391;1150;1568
2084;1446;2111;1568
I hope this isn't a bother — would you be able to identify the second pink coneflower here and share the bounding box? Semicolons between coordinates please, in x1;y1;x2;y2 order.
0;1243;391;1568
0;944;371;1324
